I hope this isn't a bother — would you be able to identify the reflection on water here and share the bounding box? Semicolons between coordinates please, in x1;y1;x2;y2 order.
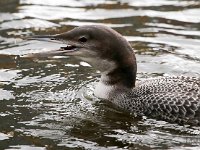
0;0;200;149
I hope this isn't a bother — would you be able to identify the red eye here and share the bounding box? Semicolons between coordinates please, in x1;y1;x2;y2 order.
78;36;87;43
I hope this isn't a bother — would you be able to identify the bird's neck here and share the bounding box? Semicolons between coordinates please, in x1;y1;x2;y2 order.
94;65;136;99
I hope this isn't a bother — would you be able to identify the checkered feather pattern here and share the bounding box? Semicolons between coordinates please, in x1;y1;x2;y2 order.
113;76;200;125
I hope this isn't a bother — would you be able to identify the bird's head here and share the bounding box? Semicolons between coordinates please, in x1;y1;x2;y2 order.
27;25;136;73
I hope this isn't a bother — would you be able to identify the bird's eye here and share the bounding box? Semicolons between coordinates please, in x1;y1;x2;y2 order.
78;36;87;43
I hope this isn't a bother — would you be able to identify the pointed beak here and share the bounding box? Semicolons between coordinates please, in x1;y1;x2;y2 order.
23;34;78;58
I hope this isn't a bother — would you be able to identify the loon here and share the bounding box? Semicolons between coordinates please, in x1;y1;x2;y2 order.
27;25;200;126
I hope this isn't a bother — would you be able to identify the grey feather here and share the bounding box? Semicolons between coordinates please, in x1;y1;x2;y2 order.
111;76;200;125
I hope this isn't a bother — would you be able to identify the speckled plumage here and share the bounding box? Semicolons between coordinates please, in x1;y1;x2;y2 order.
112;76;200;125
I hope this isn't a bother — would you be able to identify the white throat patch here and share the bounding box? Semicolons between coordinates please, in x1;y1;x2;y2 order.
78;55;117;99
93;60;116;99
94;81;114;99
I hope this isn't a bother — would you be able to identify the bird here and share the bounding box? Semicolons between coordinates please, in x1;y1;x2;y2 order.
27;25;200;126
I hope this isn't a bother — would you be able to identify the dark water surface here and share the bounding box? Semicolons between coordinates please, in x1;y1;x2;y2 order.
0;0;200;149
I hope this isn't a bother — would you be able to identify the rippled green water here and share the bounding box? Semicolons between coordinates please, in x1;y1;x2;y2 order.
0;0;200;149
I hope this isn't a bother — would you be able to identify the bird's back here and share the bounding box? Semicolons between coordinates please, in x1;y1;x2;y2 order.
117;76;200;125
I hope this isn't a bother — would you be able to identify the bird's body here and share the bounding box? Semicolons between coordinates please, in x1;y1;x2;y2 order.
28;25;200;126
107;76;200;125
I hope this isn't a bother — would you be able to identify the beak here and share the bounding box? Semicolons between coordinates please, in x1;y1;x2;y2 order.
26;35;58;42
23;34;78;58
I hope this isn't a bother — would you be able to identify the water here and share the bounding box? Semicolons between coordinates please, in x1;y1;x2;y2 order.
0;0;200;149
